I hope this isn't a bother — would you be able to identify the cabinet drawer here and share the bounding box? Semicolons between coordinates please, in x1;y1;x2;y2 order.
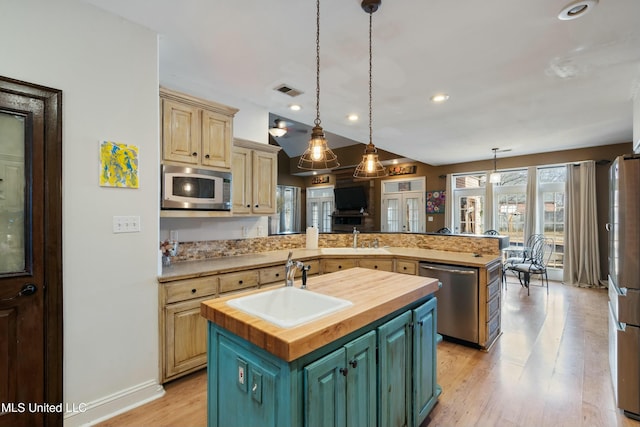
486;294;500;319
297;259;321;277
219;270;259;294
487;262;502;284
259;265;285;285
396;259;418;275
486;310;501;345
321;259;357;274
358;258;394;272
164;276;218;304
487;278;500;302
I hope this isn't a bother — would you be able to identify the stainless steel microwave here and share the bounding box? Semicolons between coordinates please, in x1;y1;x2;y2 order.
161;164;232;211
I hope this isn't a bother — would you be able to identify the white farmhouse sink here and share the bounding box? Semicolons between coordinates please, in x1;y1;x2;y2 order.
227;287;352;328
321;247;391;255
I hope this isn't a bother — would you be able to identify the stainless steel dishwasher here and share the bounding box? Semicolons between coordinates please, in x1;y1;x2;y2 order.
419;262;479;344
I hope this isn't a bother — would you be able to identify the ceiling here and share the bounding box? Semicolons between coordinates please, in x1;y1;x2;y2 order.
85;0;640;166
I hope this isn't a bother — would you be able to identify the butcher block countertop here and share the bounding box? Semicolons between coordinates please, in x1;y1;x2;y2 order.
161;247;500;282
200;267;440;362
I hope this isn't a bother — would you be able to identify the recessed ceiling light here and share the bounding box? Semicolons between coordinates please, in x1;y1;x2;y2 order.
430;93;450;103
347;114;359;121
289;104;301;111
558;0;597;20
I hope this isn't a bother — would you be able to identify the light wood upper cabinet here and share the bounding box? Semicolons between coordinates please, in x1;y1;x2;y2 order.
160;87;237;170
232;138;280;215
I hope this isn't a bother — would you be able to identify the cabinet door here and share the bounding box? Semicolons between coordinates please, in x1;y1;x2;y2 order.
344;331;377;427
162;99;200;164
164;297;210;380
412;297;438;427
217;336;279;427
305;347;347;427
378;311;412;427
201;109;232;169
231;147;252;214
252;150;277;214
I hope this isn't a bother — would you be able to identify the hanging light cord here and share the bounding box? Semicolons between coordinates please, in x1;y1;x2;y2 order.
315;0;321;127
368;9;373;145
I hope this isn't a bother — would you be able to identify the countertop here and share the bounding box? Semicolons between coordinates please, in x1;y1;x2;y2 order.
200;267;440;361
159;247;501;282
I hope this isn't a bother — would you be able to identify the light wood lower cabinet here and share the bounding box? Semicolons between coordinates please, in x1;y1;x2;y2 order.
164;296;212;380
478;259;502;349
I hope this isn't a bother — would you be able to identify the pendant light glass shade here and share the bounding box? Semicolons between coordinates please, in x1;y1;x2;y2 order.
298;125;339;169
489;148;501;184
298;0;339;171
353;142;387;178
353;0;387;179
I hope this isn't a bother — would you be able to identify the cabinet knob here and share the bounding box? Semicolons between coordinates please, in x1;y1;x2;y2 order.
192;152;198;156
238;280;243;285
191;289;197;294
349;360;358;368
255;205;259;208
339;368;348;376
246;204;250;208
338;265;342;269
374;265;378;269
275;273;280;277
204;154;210;159
403;266;407;270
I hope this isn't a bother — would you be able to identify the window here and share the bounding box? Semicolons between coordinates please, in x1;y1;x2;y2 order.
539;166;566;269
451;165;566;273
494;169;527;245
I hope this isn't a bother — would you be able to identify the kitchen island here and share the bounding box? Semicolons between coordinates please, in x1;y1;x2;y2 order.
200;267;441;427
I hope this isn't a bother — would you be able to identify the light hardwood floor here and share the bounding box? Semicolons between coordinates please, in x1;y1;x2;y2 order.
97;278;639;427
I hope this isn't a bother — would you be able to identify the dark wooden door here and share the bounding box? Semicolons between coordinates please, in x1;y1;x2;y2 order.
0;77;62;427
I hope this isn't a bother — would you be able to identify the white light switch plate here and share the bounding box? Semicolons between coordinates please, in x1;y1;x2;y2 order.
113;216;141;233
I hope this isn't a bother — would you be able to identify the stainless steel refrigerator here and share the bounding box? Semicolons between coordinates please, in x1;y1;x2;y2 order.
608;154;640;420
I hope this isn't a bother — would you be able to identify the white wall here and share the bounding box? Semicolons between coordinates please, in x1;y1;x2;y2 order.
1;0;162;425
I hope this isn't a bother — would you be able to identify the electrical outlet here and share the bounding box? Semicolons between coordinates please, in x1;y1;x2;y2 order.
113;216;141;233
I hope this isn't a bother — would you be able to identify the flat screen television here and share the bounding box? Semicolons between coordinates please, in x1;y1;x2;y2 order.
334;186;368;211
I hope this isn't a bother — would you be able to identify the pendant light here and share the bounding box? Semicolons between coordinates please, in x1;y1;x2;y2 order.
489;148;501;184
353;0;388;179
298;0;339;170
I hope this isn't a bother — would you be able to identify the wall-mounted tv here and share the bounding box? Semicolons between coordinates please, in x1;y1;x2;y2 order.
334;186;368;211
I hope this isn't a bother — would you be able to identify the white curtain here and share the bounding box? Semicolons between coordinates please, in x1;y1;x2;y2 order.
563;161;602;287
523;166;537;244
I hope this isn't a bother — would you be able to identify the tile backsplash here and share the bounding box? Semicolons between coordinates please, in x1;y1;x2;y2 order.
170;233;500;263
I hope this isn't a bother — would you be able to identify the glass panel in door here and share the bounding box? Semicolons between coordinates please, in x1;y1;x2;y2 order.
542;190;564;268
457;195;484;234
384;198;400;232
496;192;525;245
405;196;421;233
0;112;26;274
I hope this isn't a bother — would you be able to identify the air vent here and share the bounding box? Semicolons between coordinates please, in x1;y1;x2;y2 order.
274;84;303;97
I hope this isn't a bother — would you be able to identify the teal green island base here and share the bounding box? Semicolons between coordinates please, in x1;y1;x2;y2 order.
205;284;440;427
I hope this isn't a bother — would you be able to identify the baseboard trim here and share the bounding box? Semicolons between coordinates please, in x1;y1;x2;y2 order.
63;379;165;427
